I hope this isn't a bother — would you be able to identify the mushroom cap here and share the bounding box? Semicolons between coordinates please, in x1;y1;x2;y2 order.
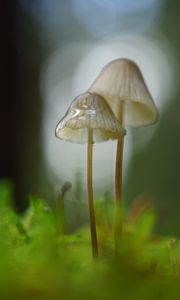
88;58;158;127
55;92;126;143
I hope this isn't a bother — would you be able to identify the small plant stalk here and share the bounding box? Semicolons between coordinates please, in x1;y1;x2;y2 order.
87;128;98;259
115;101;125;253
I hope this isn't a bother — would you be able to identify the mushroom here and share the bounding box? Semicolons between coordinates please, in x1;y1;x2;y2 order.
55;91;125;258
88;58;158;208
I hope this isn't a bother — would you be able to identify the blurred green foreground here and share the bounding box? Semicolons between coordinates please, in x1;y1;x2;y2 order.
1;180;180;300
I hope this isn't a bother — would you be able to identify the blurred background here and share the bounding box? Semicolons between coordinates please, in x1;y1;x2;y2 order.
1;0;180;235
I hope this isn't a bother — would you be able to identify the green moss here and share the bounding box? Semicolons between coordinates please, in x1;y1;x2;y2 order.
0;181;180;299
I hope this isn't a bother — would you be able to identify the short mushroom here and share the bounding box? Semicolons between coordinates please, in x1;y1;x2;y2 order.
88;58;158;208
55;91;125;258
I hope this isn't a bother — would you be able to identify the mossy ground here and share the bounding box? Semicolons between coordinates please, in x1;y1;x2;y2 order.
0;180;180;300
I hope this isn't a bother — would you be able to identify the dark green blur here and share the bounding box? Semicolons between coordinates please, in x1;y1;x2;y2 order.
124;0;180;236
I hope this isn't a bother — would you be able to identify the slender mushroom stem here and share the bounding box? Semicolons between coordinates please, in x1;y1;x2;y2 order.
87;128;98;259
115;101;125;207
115;137;124;208
115;101;125;253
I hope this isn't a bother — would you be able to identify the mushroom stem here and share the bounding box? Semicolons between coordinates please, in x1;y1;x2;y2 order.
114;136;124;253
87;128;98;259
115;136;124;207
114;102;125;253
115;101;125;207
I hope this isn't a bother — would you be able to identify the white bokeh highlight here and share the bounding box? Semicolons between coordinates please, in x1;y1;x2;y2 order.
41;34;174;189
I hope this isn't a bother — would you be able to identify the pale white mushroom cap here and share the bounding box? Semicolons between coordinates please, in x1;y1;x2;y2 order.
55;92;126;143
88;58;158;127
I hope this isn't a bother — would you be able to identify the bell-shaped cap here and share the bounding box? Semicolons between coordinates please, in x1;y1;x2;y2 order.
88;58;158;127
55;92;125;143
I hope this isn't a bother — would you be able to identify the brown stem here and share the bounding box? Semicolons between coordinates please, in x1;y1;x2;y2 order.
115;101;125;207
114;136;124;254
87;128;98;259
115;136;124;207
114;101;125;254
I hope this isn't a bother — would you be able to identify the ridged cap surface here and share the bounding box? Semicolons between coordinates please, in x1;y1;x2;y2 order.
55;92;126;143
88;58;158;127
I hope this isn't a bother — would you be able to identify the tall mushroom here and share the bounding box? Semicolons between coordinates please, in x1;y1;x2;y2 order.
55;91;125;258
88;58;158;209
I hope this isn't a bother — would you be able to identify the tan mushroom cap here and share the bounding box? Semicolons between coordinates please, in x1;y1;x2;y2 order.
88;58;158;127
55;92;126;143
